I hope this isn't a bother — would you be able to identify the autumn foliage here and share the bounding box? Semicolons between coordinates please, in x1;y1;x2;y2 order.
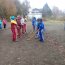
0;0;30;19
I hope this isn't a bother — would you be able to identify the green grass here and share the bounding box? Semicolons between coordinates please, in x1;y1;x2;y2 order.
44;20;64;26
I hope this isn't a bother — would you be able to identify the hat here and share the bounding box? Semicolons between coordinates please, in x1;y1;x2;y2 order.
10;16;16;20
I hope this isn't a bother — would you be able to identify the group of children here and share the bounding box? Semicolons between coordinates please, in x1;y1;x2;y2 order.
0;16;45;42
0;17;7;30
10;15;26;42
32;17;45;42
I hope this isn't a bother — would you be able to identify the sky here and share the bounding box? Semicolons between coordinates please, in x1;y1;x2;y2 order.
19;0;65;11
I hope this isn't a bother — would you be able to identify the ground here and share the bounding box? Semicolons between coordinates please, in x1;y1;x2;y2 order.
0;20;65;65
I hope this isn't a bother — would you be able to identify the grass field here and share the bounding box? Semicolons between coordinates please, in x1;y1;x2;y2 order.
0;20;65;65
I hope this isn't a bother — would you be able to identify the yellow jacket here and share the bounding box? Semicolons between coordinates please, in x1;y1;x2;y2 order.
11;20;17;24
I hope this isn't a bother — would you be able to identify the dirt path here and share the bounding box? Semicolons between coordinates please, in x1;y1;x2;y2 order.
0;21;65;65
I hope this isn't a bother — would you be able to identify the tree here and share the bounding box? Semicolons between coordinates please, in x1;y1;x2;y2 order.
42;3;52;17
0;0;30;18
51;6;65;20
52;7;60;17
21;0;30;16
15;0;22;15
0;0;17;17
15;0;30;16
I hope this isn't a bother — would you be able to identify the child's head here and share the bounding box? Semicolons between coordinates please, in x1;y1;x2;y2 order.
17;15;21;19
10;16;16;20
3;17;5;19
39;18;43;22
33;17;36;20
37;18;40;22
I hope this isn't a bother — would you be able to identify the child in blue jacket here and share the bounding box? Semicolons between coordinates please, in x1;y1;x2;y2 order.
37;19;45;42
0;20;2;30
35;19;39;38
32;17;36;31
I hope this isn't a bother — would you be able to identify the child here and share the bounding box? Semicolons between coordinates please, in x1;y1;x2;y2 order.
0;20;2;30
35;19;39;38
32;17;36;31
2;18;7;29
21;17;26;34
16;15;22;38
10;16;17;42
37;19;45;42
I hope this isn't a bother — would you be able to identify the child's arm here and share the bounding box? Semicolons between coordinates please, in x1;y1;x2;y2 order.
37;24;39;32
43;23;45;31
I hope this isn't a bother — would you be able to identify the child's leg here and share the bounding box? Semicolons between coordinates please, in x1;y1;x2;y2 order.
35;28;38;38
11;28;16;41
5;24;6;28
20;25;22;36
24;24;26;32
36;32;39;38
22;25;24;34
33;25;35;31
4;24;6;28
17;26;21;38
39;30;44;42
4;24;5;28
0;24;2;30
23;24;25;33
41;30;44;41
17;28;19;38
13;30;16;41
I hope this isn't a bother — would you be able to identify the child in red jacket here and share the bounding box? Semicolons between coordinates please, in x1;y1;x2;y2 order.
10;16;17;42
16;15;22;38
